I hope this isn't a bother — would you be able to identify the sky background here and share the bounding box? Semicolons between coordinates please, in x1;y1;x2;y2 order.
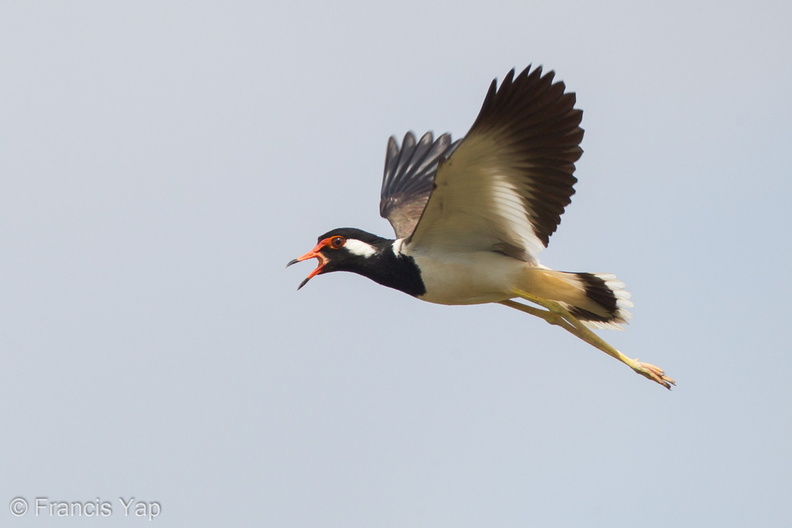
2;1;791;526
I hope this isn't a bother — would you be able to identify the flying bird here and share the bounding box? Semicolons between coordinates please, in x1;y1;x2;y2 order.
288;66;674;389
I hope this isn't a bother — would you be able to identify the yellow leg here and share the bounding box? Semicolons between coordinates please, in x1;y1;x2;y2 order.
500;289;675;389
499;299;579;334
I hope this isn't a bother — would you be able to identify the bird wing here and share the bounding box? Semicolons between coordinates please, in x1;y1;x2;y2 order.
379;131;461;239
405;66;583;264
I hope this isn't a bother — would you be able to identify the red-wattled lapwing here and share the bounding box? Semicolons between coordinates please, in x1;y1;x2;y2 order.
288;66;674;389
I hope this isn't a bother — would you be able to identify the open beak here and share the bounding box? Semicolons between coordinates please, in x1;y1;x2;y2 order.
286;242;329;290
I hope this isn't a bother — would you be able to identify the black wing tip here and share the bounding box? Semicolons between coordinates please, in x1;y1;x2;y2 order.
388;131;444;150
485;64;574;102
380;129;459;238
474;64;582;138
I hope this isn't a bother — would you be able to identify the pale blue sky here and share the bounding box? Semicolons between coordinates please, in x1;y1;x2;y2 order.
2;1;791;526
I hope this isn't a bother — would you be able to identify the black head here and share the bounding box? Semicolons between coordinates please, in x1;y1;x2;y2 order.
286;228;390;289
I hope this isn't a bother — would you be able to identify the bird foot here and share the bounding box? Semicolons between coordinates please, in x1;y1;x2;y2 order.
633;361;676;389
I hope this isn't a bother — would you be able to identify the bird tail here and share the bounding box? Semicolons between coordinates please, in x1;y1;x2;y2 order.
519;269;633;329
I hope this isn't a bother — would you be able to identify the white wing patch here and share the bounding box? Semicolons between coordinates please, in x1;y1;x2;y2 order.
490;171;545;259
407;134;546;264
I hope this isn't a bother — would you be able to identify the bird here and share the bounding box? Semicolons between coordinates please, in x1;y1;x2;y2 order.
287;65;674;389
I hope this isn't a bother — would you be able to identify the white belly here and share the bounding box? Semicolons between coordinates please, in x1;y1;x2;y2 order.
409;250;529;305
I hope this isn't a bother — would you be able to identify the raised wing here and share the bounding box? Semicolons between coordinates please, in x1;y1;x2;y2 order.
379;131;460;239
406;66;583;263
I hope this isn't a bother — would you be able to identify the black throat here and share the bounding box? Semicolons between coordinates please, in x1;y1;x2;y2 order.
349;241;426;297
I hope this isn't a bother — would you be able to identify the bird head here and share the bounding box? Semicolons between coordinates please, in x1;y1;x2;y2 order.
287;228;384;289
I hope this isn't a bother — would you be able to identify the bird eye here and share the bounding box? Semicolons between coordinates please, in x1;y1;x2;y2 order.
329;236;346;249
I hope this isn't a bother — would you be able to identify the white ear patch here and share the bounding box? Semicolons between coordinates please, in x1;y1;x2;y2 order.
345;239;377;258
